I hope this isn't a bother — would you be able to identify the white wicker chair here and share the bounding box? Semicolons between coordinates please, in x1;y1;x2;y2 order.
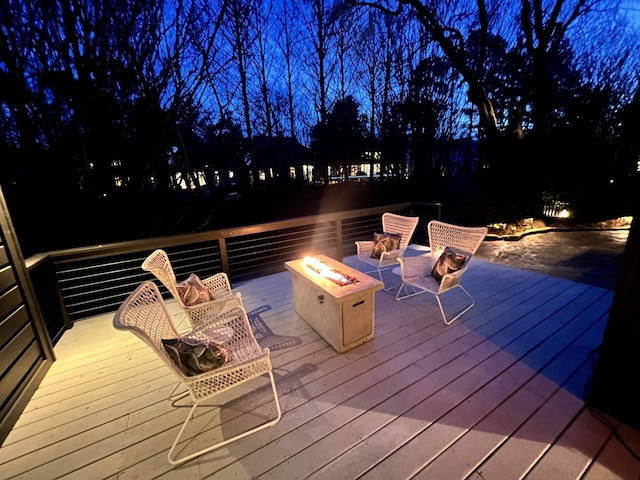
142;249;243;332
113;281;282;465
355;212;420;290
396;220;488;325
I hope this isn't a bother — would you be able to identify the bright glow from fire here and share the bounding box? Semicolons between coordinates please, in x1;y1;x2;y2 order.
303;256;357;286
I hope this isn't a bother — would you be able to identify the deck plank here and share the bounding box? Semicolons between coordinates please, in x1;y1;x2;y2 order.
1;256;639;480
524;406;616;480
582;421;640;480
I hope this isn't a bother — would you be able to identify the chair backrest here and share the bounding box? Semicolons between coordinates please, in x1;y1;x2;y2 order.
141;249;182;304
113;281;183;373
382;212;420;250
428;220;488;257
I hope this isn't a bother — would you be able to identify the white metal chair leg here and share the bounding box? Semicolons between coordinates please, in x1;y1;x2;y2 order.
437;285;475;325
167;371;282;465
356;260;391;290
395;282;427;300
377;266;395;291
168;382;191;403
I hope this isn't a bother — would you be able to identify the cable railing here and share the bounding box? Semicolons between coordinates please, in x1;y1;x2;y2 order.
25;202;442;345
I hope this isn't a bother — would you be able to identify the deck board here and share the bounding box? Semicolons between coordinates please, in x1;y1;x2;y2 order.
1;253;640;480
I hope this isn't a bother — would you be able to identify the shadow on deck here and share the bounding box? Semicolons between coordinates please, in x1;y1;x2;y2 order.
2;252;639;479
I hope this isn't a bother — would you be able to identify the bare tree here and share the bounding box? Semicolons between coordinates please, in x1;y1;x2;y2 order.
274;0;303;139
519;0;595;134
300;0;336;125
340;0;616;141
353;9;393;180
570;0;640;120
152;0;232;190
248;0;277;137
340;0;500;138
224;0;255;142
331;7;361;100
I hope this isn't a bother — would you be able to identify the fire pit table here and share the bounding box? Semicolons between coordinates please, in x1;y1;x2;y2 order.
284;255;384;353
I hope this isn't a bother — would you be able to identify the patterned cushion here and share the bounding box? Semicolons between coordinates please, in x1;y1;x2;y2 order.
431;246;469;283
370;232;402;259
162;337;229;377
176;273;211;306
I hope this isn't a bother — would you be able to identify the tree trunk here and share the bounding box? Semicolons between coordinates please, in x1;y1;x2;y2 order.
588;200;640;430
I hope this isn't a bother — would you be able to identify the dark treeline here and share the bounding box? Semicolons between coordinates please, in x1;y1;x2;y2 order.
1;0;639;256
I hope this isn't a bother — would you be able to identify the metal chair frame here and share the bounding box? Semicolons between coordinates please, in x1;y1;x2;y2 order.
355;212;420;290
113;281;282;465
142;248;243;332
396;220;487;325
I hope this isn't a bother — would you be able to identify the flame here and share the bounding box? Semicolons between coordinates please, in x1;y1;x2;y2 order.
303;256;357;286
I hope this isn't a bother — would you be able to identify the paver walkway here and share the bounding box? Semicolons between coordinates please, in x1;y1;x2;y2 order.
475;228;629;290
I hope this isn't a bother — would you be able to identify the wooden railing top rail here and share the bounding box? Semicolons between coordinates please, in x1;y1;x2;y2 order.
25;202;442;267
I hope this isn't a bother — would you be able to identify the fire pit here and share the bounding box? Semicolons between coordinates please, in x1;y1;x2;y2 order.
285;255;383;353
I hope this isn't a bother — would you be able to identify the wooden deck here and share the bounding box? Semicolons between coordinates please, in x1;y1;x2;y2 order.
2;251;640;480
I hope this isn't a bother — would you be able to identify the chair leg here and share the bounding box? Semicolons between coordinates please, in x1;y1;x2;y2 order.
168;382;191;403
437;285;476;325
167;371;282;465
355;259;388;290
377;266;394;291
395;282;427;300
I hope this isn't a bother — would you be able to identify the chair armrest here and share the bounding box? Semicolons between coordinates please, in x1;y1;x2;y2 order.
202;272;234;299
379;246;406;262
355;240;374;255
397;255;435;279
186;291;242;311
189;312;236;336
188;303;250;345
439;264;469;291
183;292;244;327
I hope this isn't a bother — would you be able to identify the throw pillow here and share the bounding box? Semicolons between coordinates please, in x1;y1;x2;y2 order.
162;337;229;377
431;246;469;283
370;232;402;259
176;273;211;306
